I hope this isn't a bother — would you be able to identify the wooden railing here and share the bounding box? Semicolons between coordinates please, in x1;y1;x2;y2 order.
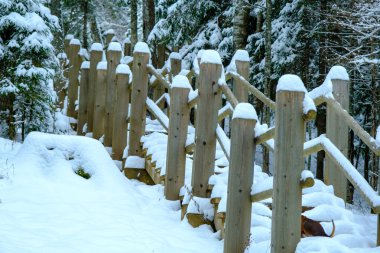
59;36;380;253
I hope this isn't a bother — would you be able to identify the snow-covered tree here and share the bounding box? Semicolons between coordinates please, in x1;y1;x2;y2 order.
0;0;59;140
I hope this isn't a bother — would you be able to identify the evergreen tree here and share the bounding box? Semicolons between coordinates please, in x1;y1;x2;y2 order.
0;0;59;140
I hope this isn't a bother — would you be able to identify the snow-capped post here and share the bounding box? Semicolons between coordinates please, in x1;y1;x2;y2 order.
112;64;131;161
271;75;306;253
93;62;107;140
325;66;350;202
64;34;74;59
191;50;222;197
234;50;250;102
87;43;103;134
67;38;82;119
125;42;151;177
157;44;166;68
123;38;132;56
169;52;181;82
104;42;122;148
224;103;257;253
77;62;90;135
105;29;115;49
165;75;191;200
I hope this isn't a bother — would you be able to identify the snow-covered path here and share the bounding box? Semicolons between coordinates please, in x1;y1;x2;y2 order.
0;134;222;253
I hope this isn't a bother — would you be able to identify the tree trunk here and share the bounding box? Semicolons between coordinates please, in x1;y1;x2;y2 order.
131;0;138;47
90;15;101;43
233;0;250;50
262;0;272;173
82;0;89;49
316;0;328;180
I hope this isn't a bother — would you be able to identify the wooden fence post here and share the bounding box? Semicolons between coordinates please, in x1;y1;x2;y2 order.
112;64;131;161
165;75;191;200
126;42;150;160
169;52;181;81
64;34;73;57
93;61;107;140
77;62;90;135
153;44;166;104
325;67;350;201
271;75;306;253
105;29;115;48
67;39;81;119
233;50;250;102
104;42;122;147
224;103;257;253
123;38;132;56
87;43;103;134
191;50;222;197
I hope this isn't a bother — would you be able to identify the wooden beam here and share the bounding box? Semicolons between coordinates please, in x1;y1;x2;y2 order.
220;84;239;108
147;64;170;89
229;71;276;110
146;98;169;131
77;62;90;135
93;62;107;140
254;127;275;145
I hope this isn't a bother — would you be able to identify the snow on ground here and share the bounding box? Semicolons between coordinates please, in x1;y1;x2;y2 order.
0;133;222;253
0;129;379;253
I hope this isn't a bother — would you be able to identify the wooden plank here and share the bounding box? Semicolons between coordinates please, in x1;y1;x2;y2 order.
325;79;350;201
87;45;103;133
57;55;68;108
224;103;256;253
325;97;380;156
147;64;170;89
254;128;275;145
229;71;276;110
124;41;131;56
191;56;222;197
165;86;190;200
93;63;107;140
127;48;150;159
170;55;181;78
271;86;305;253
146;98;169;131
112;71;130;160
220;84;238;108
216;124;230;161
235;58;249;102
104;44;122;147
77;63;89;135
67;41;81;118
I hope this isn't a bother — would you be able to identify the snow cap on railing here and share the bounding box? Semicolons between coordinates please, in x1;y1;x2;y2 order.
193;49;205;75
133;42;151;56
65;34;74;40
277;74;317;115
97;61;107;70
232;103;258;121
200;50;222;65
105;29;115;35
327;66;349;81
226;49;249;72
277;74;307;93
81;61;90;69
69;38;81;46
108;42;122;52
169;52;181;60
116;64;131;76
123;38;131;44
172;75;192;89
91;43;103;52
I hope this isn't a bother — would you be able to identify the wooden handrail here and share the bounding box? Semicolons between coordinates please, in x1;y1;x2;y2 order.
146;98;169;131
324;97;380;156
216;124;230;161
228;71;276;110
147;64;170;89
219;84;239;108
